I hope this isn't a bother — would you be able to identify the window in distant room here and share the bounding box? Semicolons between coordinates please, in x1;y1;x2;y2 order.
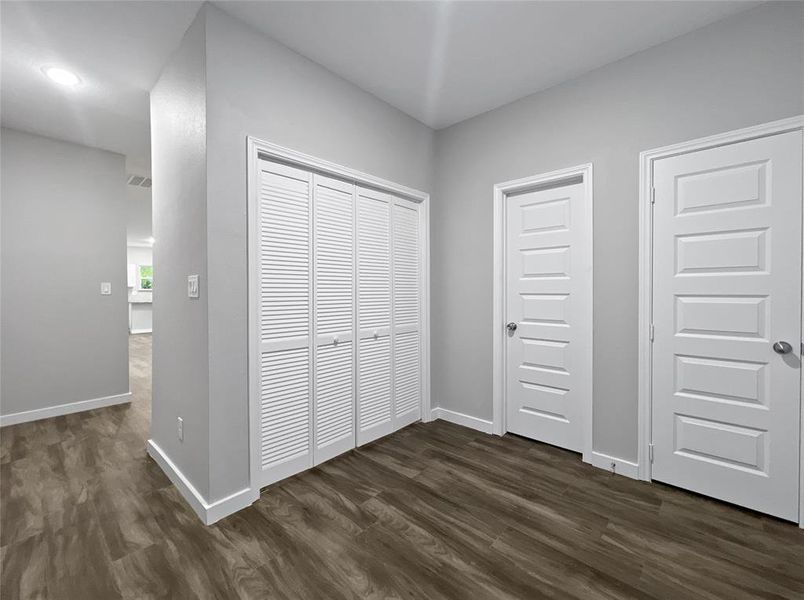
138;265;153;290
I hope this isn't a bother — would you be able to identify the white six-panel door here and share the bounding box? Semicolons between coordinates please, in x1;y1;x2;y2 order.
254;157;425;489
505;181;589;452
651;131;802;521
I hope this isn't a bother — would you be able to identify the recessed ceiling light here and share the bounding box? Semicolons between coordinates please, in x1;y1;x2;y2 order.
42;66;80;86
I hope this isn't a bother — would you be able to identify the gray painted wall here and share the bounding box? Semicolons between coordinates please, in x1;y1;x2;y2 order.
1;128;128;417
150;13;210;498
151;2;802;507
149;5;434;503
431;2;804;461
126;184;152;246
203;4;435;500
127;246;153;266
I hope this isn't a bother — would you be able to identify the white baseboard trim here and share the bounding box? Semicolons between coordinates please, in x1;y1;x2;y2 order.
146;439;257;525
585;451;640;480
431;409;639;480
431;407;494;435
129;328;152;335
0;391;132;427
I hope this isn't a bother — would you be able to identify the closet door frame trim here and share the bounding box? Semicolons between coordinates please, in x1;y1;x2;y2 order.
247;137;431;492
637;115;804;528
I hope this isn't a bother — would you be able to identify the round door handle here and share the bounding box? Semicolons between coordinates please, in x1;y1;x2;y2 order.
506;322;518;332
773;341;793;355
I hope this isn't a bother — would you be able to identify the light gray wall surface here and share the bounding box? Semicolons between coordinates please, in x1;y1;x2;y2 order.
127;246;153;266
126;184;153;247
203;4;435;500
149;12;210;498
148;5;435;503
1;128;128;417
151;2;802;507
431;2;804;461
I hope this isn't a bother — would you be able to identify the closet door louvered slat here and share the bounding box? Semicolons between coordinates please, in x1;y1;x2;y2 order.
257;161;313;485
313;174;356;464
252;150;425;491
392;199;422;426
356;188;394;444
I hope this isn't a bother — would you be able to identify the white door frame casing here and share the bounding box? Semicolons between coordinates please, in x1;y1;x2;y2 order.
247;137;432;493
637;115;804;527
492;163;594;464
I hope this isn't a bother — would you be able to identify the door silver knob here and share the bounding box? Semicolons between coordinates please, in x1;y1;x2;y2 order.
506;322;518;332
773;341;793;355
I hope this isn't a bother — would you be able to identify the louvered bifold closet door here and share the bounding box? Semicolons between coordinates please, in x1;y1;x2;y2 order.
312;174;356;464
355;187;393;445
257;160;313;486
392;197;422;427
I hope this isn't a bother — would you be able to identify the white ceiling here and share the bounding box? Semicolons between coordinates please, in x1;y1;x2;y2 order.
217;1;762;129
1;1;761;175
0;1;201;175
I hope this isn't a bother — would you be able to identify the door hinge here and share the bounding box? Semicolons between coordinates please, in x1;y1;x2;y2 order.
649;324;655;342
650;186;656;204
649;444;654;463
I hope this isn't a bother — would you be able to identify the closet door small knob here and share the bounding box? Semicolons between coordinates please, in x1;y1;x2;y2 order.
506;322;518;332
333;336;339;345
372;330;378;339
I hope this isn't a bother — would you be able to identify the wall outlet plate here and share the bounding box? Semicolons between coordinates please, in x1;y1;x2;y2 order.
187;275;200;299
100;282;112;295
177;416;184;441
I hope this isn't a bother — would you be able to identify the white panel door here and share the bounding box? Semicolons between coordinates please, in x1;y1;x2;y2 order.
652;131;802;521
356;187;394;445
505;182;589;452
392;197;422;428
312;174;356;465
256;160;313;486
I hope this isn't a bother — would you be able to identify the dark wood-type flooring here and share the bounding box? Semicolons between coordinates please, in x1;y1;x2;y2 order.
2;334;803;599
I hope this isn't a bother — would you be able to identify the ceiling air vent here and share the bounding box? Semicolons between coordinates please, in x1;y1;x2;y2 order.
127;174;152;188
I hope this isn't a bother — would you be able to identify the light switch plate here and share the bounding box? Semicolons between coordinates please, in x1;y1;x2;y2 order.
187;275;200;299
100;282;112;295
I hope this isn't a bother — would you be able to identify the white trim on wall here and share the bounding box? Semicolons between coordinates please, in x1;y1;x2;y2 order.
587;451;640;480
492;163;594;464
250;139;429;203
420;189;432;425
431;407;494;434
0;391;132;427
247;136;432;496
147;440;258;525
637;114;804;527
